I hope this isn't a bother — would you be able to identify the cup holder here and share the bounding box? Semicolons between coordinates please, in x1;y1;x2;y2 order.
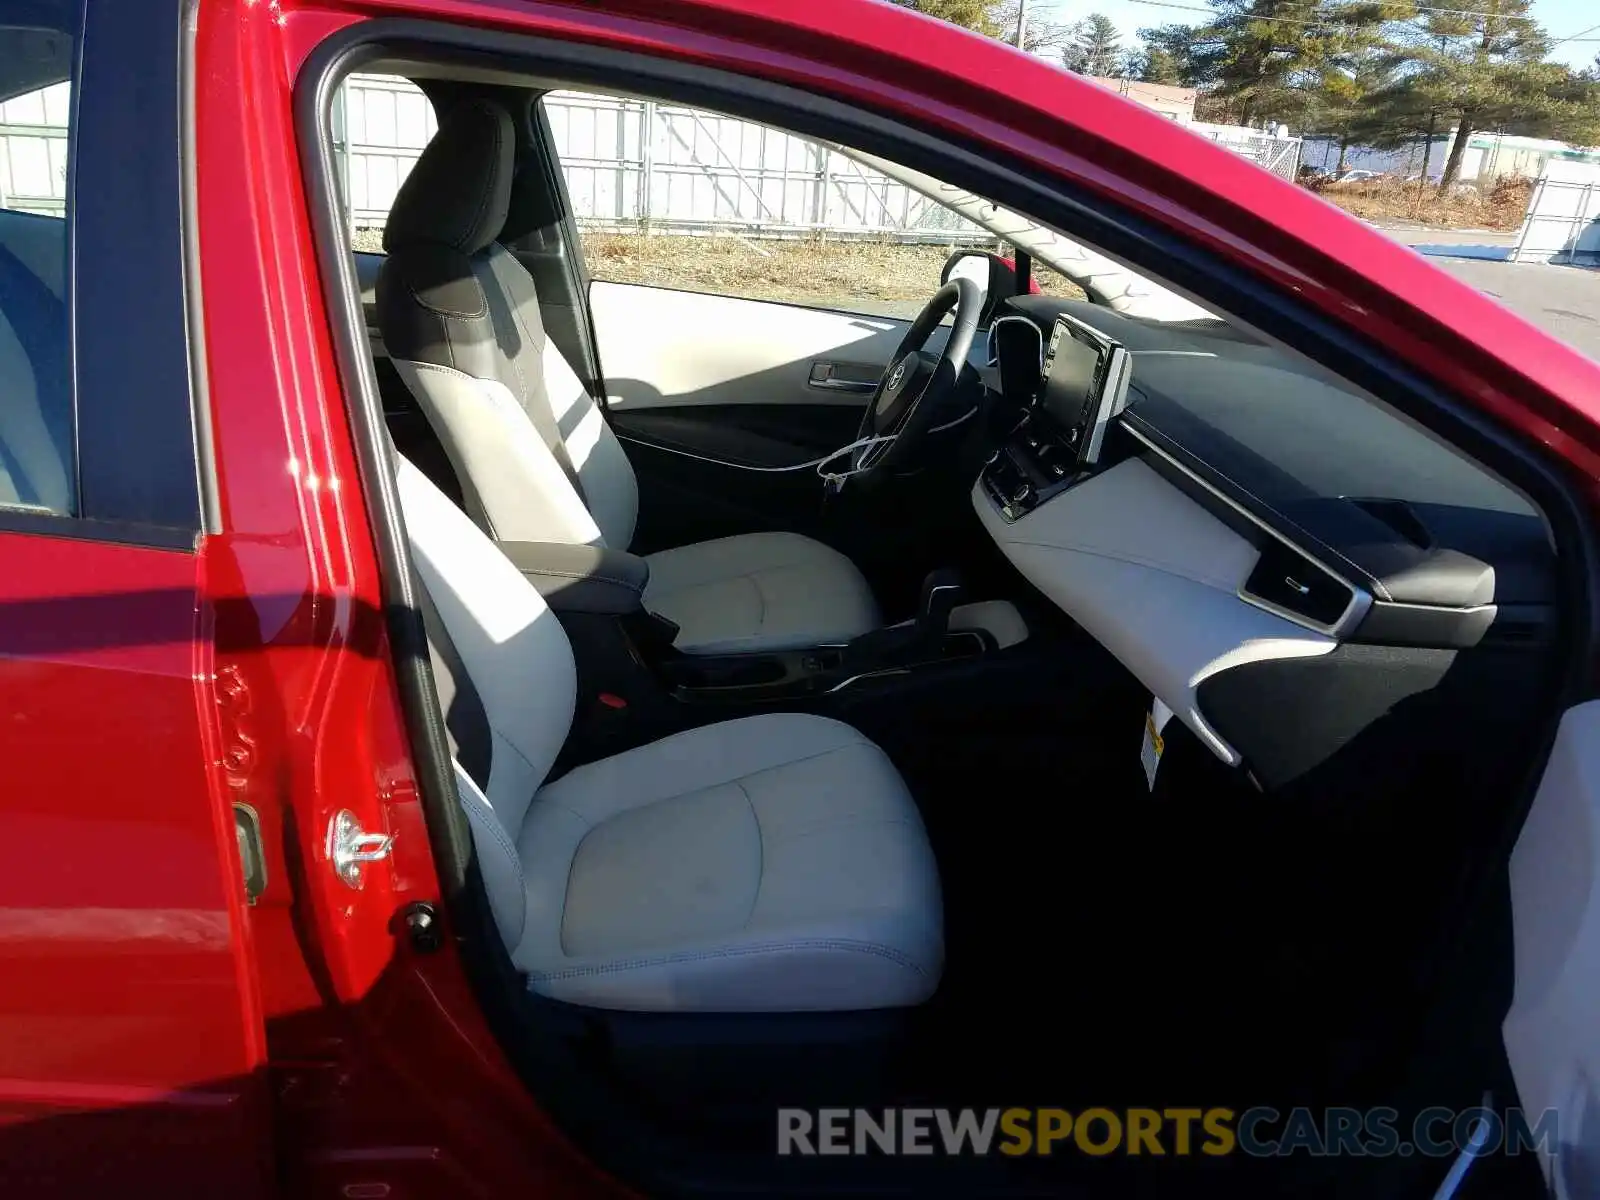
671;656;788;690
659;652;790;691
657;634;985;705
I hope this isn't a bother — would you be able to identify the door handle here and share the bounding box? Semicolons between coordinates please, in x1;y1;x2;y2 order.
809;376;876;394
326;809;394;890
808;362;877;394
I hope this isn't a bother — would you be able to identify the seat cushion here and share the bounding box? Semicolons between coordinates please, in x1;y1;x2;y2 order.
515;713;943;1012
643;532;879;655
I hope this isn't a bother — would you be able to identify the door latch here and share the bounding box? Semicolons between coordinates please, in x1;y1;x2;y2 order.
326;809;394;889
233;803;266;905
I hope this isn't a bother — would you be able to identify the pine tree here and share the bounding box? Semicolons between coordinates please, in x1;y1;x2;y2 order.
1138;45;1187;86
1063;15;1125;78
1378;0;1600;186
1210;1;1411;129
1412;0;1546;185
1136;24;1215;88
888;0;1002;38
1310;46;1412;174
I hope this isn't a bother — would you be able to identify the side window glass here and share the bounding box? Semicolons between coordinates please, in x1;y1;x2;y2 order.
333;73;437;253
541;92;988;316
0;10;75;515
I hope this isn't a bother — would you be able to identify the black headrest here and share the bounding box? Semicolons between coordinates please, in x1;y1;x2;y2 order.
384;100;514;256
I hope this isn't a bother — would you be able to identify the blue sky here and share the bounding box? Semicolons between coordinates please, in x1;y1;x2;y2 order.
1038;0;1600;70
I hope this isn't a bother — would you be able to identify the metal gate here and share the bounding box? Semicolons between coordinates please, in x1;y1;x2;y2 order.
1189;122;1304;181
541;91;986;241
1513;160;1600;266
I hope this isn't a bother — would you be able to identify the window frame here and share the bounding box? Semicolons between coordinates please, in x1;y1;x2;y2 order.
0;0;200;548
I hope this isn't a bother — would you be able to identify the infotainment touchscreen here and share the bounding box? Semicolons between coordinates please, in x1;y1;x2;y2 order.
1041;324;1104;432
1039;314;1131;467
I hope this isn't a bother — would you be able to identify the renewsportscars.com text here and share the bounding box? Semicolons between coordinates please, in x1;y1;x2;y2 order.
776;1106;1557;1158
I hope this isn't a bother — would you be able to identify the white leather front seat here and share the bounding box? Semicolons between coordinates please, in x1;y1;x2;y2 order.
400;455;943;1012
378;99;880;656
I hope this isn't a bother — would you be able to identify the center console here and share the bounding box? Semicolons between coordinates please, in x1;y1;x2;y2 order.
982;311;1131;522
654;631;991;704
502;539;1020;764
652;569;992;704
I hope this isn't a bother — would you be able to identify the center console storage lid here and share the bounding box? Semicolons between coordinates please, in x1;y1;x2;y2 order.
500;542;649;615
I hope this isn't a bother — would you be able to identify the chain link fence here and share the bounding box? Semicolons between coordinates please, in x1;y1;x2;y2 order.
1189;122;1304;181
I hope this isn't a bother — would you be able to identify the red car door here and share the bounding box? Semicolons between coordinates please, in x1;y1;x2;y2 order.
182;0;1600;1196
0;1;273;1193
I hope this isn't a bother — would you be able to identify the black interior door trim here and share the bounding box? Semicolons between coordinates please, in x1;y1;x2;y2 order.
611;402;865;471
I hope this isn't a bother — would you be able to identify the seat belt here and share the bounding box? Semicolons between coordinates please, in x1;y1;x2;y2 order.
516;372;588;506
479;250;590;505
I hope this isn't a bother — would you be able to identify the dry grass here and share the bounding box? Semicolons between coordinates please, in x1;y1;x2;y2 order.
1031;260;1090;301
580;231;1087;307
1314;176;1534;231
347;224;1091;308
581;233;963;304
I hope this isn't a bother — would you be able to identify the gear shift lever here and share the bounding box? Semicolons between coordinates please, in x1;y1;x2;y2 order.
843;569;965;670
918;569;964;635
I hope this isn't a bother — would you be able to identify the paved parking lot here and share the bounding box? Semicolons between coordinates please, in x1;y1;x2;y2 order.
1431;258;1600;363
1374;225;1599;362
857;235;1600;363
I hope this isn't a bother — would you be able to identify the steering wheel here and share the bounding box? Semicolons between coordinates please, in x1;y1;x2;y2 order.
844;276;984;487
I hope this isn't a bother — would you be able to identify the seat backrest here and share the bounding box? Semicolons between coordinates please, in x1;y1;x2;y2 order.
0;211;71;512
377;99;638;550
398;452;576;951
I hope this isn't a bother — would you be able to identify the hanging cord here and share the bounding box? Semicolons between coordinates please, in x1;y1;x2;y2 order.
689;431;897;476
719;403;978;491
814;405;979;489
816;433;901;489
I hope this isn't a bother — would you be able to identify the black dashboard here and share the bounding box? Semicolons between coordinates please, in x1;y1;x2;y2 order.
984;293;1559;652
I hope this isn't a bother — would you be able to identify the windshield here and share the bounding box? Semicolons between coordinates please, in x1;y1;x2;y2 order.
831;142;1216;325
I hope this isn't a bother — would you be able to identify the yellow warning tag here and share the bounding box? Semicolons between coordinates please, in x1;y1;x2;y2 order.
1141;700;1174;791
1140;712;1165;791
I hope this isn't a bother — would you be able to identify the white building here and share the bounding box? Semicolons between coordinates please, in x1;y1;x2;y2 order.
1087;77;1197;124
1456;132;1600;184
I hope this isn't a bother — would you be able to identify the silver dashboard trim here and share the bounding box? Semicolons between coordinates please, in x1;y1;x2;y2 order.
986;314;1044;371
1083;344;1132;466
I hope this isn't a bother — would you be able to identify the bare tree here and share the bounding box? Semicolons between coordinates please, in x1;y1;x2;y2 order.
989;0;1075;55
